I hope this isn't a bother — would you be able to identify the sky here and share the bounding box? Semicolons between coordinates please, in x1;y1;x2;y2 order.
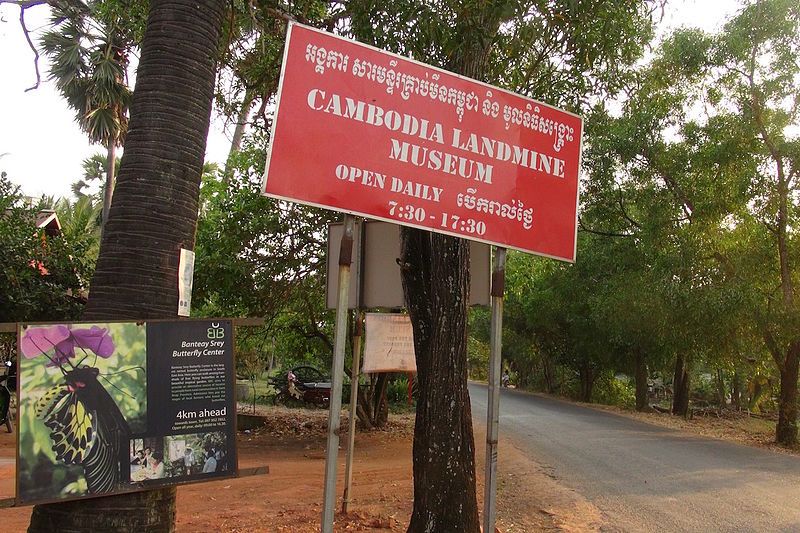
0;0;742;200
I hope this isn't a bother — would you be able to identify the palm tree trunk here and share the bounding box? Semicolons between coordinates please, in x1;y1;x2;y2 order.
222;88;255;184
28;1;226;531
82;0;226;320
228;89;254;159
101;142;116;231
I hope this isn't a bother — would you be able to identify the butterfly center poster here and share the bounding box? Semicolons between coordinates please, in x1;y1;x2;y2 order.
16;319;237;505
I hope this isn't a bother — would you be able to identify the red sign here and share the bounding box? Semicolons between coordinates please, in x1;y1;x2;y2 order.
263;23;583;261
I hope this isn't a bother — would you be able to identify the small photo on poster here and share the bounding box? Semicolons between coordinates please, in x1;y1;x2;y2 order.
129;437;168;482
164;431;229;478
18;323;147;504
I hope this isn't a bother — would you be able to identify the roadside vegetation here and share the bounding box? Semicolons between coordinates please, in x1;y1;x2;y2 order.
463;1;800;449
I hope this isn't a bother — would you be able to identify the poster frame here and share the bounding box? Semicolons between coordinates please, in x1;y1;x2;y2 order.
12;317;240;507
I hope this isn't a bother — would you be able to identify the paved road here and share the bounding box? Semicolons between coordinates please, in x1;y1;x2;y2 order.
469;383;800;532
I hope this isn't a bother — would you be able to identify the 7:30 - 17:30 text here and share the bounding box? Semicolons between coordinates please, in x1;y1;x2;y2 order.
387;201;487;236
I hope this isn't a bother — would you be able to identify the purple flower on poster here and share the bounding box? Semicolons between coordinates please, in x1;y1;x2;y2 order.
21;325;116;367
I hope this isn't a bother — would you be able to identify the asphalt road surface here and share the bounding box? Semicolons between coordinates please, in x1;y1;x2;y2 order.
469;383;800;532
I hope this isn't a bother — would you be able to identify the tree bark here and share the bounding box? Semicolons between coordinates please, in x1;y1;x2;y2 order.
374;375;389;427
101;142;116;230
222;88;255;184
541;352;555;393
356;373;389;429
672;354;690;417
715;368;726;410
752;78;798;445
776;342;800;445
773;178;798;444
228;89;254;159
28;1;226;531
748;378;765;412
731;371;742;411
81;0;226;320
578;364;595;402
397;6;505;531
634;351;649;412
402;230;479;533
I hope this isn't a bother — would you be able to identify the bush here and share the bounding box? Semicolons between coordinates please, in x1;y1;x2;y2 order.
386;375;416;405
591;372;635;409
467;337;489;381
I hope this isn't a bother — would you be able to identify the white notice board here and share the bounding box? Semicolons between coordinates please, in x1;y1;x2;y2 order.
362;313;417;373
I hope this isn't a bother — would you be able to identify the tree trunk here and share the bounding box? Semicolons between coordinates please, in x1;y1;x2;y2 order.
102;142;116;230
402;230;479;533
672;354;690;417
222;88;255;184
78;0;225;320
773;169;798;445
228;89;254;159
373;374;389;427
395;6;505;530
541;353;555;393
578;364;595;402
748;378;765;412
715;368;726;410
356;373;389;429
28;1;226;531
731;371;742;411
776;342;800;446
634;351;649;412
762;87;798;444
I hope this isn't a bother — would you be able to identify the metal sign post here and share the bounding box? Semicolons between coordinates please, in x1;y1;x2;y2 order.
342;311;363;513
322;214;355;532
483;247;506;533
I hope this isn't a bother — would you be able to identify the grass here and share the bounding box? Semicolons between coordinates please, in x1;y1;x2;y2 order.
238;378;279;405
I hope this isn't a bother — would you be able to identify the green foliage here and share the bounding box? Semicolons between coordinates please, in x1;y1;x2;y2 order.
347;0;661;109
238;348;269;412
40;1;139;147
215;0;336;142
0;177;94;322
55;195;102;267
237;348;269;381
499;0;799;435
386;375;416;405
194;137;338;370
467;336;489;381
591;372;636;409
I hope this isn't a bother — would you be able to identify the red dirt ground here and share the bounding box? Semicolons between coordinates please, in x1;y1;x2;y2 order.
0;407;601;532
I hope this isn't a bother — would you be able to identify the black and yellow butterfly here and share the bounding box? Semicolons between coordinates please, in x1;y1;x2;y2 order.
35;366;131;494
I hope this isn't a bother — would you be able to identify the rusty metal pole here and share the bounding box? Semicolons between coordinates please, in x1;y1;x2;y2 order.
322;214;354;532
342;311;362;513
483;247;506;533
